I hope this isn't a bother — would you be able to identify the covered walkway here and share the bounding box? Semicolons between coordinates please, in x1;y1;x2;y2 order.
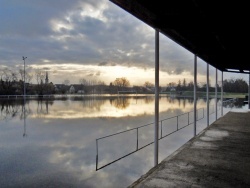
129;111;250;187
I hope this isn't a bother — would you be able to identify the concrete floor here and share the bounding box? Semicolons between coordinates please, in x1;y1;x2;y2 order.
128;111;250;188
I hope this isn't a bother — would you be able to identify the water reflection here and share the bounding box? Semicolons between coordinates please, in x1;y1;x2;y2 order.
110;97;130;109
0;100;22;120
0;96;201;120
23;103;27;138
0;96;243;188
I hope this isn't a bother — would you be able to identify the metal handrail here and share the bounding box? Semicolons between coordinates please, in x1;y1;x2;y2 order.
96;107;205;171
0;94;55;99
95;98;237;171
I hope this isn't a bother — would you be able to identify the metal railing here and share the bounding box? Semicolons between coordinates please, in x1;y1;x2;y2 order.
96;107;205;171
0;94;55;99
222;98;236;107
95;98;237;171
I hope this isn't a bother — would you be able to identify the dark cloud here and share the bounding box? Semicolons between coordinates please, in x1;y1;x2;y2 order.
0;0;223;81
0;0;80;37
98;62;116;66
0;0;155;69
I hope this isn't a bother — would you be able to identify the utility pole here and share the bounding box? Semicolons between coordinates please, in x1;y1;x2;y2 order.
22;56;27;98
22;56;27;138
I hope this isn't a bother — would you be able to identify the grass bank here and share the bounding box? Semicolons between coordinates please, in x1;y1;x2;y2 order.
164;91;248;99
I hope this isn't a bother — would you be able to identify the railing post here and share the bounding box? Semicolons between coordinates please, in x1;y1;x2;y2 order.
188;112;189;125
96;139;98;171
160;121;163;138
154;28;159;166
215;69;218;120
136;128;139;150
176;116;178;130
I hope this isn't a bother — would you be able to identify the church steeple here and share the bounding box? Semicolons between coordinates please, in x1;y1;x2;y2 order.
45;71;49;84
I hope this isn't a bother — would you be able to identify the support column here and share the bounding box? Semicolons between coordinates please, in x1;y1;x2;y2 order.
249;73;250;109
206;63;209;127
194;55;197;136
215;69;218;120
154;29;159;166
221;71;223;116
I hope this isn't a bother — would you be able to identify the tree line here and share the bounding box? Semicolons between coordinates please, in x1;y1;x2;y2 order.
0;67;248;95
0;68;53;95
166;78;248;93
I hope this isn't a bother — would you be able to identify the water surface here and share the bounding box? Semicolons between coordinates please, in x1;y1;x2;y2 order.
0;95;240;187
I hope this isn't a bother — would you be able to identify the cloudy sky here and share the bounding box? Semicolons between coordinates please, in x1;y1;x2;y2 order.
0;0;248;86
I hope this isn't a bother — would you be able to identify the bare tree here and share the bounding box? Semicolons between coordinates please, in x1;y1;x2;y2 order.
96;80;106;94
113;77;130;88
0;68;18;94
18;69;33;94
1;68;17;82
35;69;46;84
144;81;154;88
19;69;33;83
79;78;87;85
35;69;46;95
79;78;87;94
63;79;70;86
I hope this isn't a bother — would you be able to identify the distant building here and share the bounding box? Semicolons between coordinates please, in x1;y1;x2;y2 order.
146;86;155;92
69;84;85;94
54;84;69;94
170;87;176;92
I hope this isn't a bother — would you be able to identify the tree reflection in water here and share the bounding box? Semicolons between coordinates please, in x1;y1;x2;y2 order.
0;100;23;121
36;99;54;116
0;96;243;120
111;97;130;109
144;96;154;104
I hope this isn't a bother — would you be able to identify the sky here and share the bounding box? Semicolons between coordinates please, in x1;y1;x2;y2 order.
0;0;248;86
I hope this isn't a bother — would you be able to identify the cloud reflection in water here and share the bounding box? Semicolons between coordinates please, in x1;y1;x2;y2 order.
0;96;210;187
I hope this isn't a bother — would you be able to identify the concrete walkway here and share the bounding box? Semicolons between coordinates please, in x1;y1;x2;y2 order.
128;111;250;188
